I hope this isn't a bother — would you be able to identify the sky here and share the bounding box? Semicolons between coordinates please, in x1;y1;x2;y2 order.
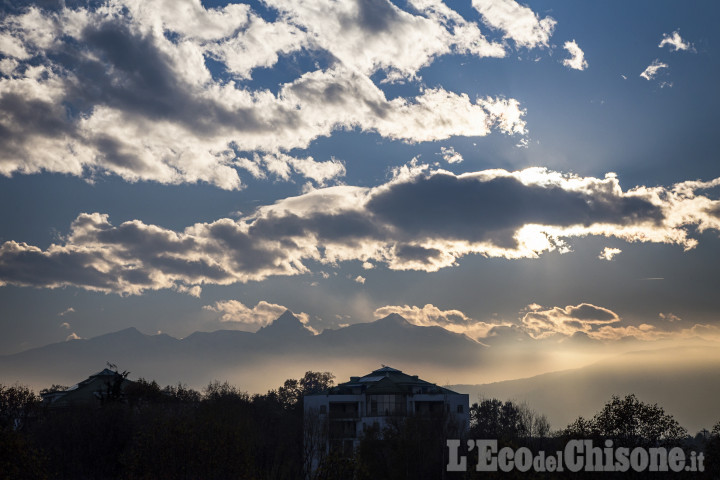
1;0;720;370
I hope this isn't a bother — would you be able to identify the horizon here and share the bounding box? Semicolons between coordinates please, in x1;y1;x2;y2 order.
1;0;720;444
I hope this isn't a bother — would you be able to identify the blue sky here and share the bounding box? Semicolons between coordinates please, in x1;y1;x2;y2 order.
1;0;719;361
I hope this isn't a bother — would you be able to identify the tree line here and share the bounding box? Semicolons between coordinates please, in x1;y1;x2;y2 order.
1;373;720;479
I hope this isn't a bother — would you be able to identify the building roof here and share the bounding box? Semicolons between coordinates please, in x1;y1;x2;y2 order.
40;367;134;406
326;366;460;395
90;368;121;377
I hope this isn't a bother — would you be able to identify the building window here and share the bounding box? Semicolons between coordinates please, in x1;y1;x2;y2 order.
456;404;463;413
366;394;406;416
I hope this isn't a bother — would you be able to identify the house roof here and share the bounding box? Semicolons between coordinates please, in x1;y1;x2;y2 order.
40;367;134;406
327;366;460;395
90;368;121;377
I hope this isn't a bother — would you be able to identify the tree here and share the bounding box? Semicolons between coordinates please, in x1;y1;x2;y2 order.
38;384;68;397
704;420;720;478
300;371;335;396
162;382;201;403
125;378;164;407
203;380;249;403
303;406;329;478
275;371;335;411
563;394;687;446
103;362;130;403
0;383;39;431
470;398;545;441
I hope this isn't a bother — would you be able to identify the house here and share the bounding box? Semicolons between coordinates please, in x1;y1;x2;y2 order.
40;368;135;408
303;366;469;468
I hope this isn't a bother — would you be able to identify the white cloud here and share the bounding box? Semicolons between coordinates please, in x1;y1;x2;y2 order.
598;247;622;261
659;312;682;323
521;303;621;339
640;59;669;80
0;1;526;190
518;303;720;343
60;322;70;329
562;40;588;71
472;0;556;49
175;285;202;297
362;261;374;270
264;153;346;186
58;307;75;316
268;0;505;81
439;146;463;164
0;32;31;59
66;332;83;341
658;30;694;52
203;299;314;332
354;275;366;284
374;303;502;340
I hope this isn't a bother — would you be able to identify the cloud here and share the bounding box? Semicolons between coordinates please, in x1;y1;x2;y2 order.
374;303;501;340
354;275;366;284
518;303;720;343
598;247;622;261
640;59;669;80
562;40;588;71
60;322;70;329
521;303;621;339
0;0;526;190
376;302;720;345
659;312;682;323
66;332;83;341
2;167;720;294
658;30;694;52
203;299;314;332
175;285;202;297
439;146;463;164
472;0;556;49
58;307;75;316
237;152;346;186
591;322;720;343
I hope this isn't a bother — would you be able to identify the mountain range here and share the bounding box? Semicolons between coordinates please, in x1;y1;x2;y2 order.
2;310;717;433
0;311;484;393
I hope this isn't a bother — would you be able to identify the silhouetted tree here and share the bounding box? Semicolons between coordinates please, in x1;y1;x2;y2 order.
564;394;687;447
470;398;547;442
0;383;39;431
38;385;68;397
0;383;47;479
704;420;720;478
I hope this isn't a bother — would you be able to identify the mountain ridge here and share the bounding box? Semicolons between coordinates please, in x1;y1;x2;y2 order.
0;312;484;392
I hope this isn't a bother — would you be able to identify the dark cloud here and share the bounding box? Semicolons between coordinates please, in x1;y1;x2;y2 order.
64;21;265;134
367;173;663;246
393;244;443;264
0;242;118;290
707;204;720;219
566;303;617;322
250;211;386;243
354;0;401;33
0;93;76;158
